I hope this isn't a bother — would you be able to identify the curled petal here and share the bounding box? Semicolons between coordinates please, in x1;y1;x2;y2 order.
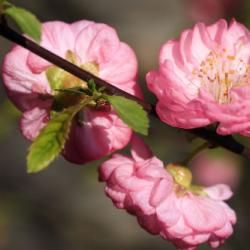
70;20;94;36
75;23;120;64
99;154;133;181
3;46;50;97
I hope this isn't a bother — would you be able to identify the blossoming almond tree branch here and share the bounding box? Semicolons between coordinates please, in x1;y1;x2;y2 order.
0;20;249;159
0;4;244;249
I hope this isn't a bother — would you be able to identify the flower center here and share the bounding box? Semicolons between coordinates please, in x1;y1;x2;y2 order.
46;50;99;92
166;163;192;188
192;48;250;104
46;50;99;111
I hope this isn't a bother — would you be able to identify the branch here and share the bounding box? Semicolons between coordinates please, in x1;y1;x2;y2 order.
0;22;249;159
0;22;151;111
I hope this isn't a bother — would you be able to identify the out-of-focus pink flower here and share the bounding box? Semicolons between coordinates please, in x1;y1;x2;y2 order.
185;0;243;24
3;21;142;164
191;151;241;190
147;19;250;136
99;135;236;250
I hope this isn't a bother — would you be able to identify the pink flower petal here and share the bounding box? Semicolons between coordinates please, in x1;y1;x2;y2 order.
27;21;75;73
98;154;133;181
167;217;193;238
110;164;150;191
156;193;181;228
2;45;50;96
105;186;126;209
75;23;119;64
137;213;160;234
181;194;227;232
127;186;155;215
130;134;153;162
63;109;132;164
99;42;137;84
20;107;49;140
149;178;173;207
207;19;228;45
205;184;233;201
183;233;210;245
70;20;94;36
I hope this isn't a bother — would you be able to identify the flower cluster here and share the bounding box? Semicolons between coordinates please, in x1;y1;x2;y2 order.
99;136;236;250
147;19;250;136
3;20;142;164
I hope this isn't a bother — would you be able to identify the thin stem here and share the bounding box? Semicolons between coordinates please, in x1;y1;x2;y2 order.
0;21;249;159
181;142;210;166
189;128;245;156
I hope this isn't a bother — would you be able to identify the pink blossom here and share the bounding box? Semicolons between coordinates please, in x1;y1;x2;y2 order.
99;136;236;249
191;151;241;189
147;19;250;136
3;20;142;164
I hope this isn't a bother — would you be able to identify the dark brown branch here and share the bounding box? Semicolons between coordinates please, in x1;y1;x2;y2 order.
0;22;151;111
0;22;249;159
189;128;247;156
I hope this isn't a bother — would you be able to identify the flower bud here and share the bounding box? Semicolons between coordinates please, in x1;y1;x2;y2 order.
166;163;192;188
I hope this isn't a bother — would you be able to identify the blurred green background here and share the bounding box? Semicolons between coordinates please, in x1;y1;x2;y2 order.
0;0;249;249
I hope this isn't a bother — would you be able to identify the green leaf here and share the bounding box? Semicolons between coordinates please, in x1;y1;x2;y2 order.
105;95;149;136
27;99;90;173
88;79;97;94
4;6;41;42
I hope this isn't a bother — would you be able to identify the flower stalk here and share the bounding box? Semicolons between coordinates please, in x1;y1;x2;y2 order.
181;142;211;165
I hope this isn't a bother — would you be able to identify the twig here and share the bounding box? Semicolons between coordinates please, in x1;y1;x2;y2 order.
181;142;210;165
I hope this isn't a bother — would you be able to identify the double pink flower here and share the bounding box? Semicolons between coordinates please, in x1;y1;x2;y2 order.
147;19;250;136
2;20;142;163
99;136;236;250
